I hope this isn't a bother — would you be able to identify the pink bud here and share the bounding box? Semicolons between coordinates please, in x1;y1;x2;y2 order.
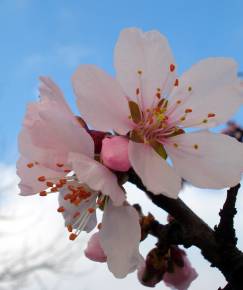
84;232;107;263
101;136;131;172
163;251;198;290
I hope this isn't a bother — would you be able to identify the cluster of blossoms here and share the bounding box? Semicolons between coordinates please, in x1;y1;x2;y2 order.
17;28;243;289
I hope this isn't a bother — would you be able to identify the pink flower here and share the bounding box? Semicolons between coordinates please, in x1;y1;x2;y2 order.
17;77;141;278
163;251;198;290
72;28;243;198
84;232;107;263
101;136;131;172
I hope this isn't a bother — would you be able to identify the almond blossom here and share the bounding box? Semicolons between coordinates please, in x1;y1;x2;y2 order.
17;77;141;278
72;27;243;198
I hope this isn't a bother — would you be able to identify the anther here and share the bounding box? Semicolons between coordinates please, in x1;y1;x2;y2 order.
173;143;178;148
208;113;216;118
67;224;73;232
180;116;186;122
39;191;47;196
57;206;65;213
64;169;71;173
27;163;34;168
97;223;102;230
202;119;208;123
174;79;179;86
73;212;80;219
38;176;46;182
51;187;58;192
87;208;95;214
136;88;140;95
170;64;175;72
194;144;199;150
46;181;54;187
176;100;181;105
137;70;142;75
69;233;77;241
56;163;64;168
185;108;192;113
188;86;192;92
156;92;161;99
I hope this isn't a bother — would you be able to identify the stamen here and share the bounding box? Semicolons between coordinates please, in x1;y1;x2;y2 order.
180;116;186;122
188;86;192;92
87;208;95;214
185;108;192;113
27;163;34;168
136;88;140;95
174;79;179;86
39;191;47;196
176;100;181;104
137;70;142;75
73;212;81;219
67;224;73;232
170;64;175;72
38;176;46;182
69;233;77;241
46;181;54;187
194;144;199;150
57;206;65;213
202;119;208;123
208;113;216;118
173;143;179;148
51;187;58;192
56;163;64;168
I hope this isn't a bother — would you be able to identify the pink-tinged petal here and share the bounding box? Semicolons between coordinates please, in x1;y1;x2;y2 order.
168;58;243;128
84;232;107;263
128;141;181;198
100;201;141;278
17;156;63;196
163;253;198;290
25;77;94;159
72;65;131;134
69;153;125;206
58;185;97;233
114;28;176;108
166;131;243;189
101;136;131;172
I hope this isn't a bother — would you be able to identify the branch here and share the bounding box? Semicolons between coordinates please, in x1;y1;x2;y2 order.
128;169;243;290
215;184;240;247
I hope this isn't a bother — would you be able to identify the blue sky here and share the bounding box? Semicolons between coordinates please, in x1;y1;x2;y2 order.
1;0;243;164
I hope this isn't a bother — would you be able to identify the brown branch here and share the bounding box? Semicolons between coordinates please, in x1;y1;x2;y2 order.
128;169;243;290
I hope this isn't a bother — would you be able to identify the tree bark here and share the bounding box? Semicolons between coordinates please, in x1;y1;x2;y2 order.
128;170;243;290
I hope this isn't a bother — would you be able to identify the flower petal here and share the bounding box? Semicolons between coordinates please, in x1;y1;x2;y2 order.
69;153;125;206
114;28;176;108
128;141;181;198
166;131;243;189
17;156;63;195
84;232;107;263
100;201;141;278
168;58;243;128
25;77;94;159
72;65;131;134
58;184;97;233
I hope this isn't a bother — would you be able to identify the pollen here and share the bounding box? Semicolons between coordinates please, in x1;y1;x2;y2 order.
194;144;199;150
174;79;179;86
208;113;216;118
38;176;46;182
27;163;34;168
56;163;64;168
170;64;175;72
39;191;47;196
57;206;65;213
46;181;54;187
69;233;77;241
67;224;73;232
185;108;192;113
87;208;95;214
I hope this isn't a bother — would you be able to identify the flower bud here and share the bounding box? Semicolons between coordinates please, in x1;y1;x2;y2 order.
84;232;107;263
101;136;131;172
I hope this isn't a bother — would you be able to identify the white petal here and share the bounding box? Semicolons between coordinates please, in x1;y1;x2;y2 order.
128;141;181;198
168;58;243;128
69;153;125;206
72;65;131;134
166;131;243;189
25;77;94;159
58;185;97;233
115;28;176;108
100;201;141;278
